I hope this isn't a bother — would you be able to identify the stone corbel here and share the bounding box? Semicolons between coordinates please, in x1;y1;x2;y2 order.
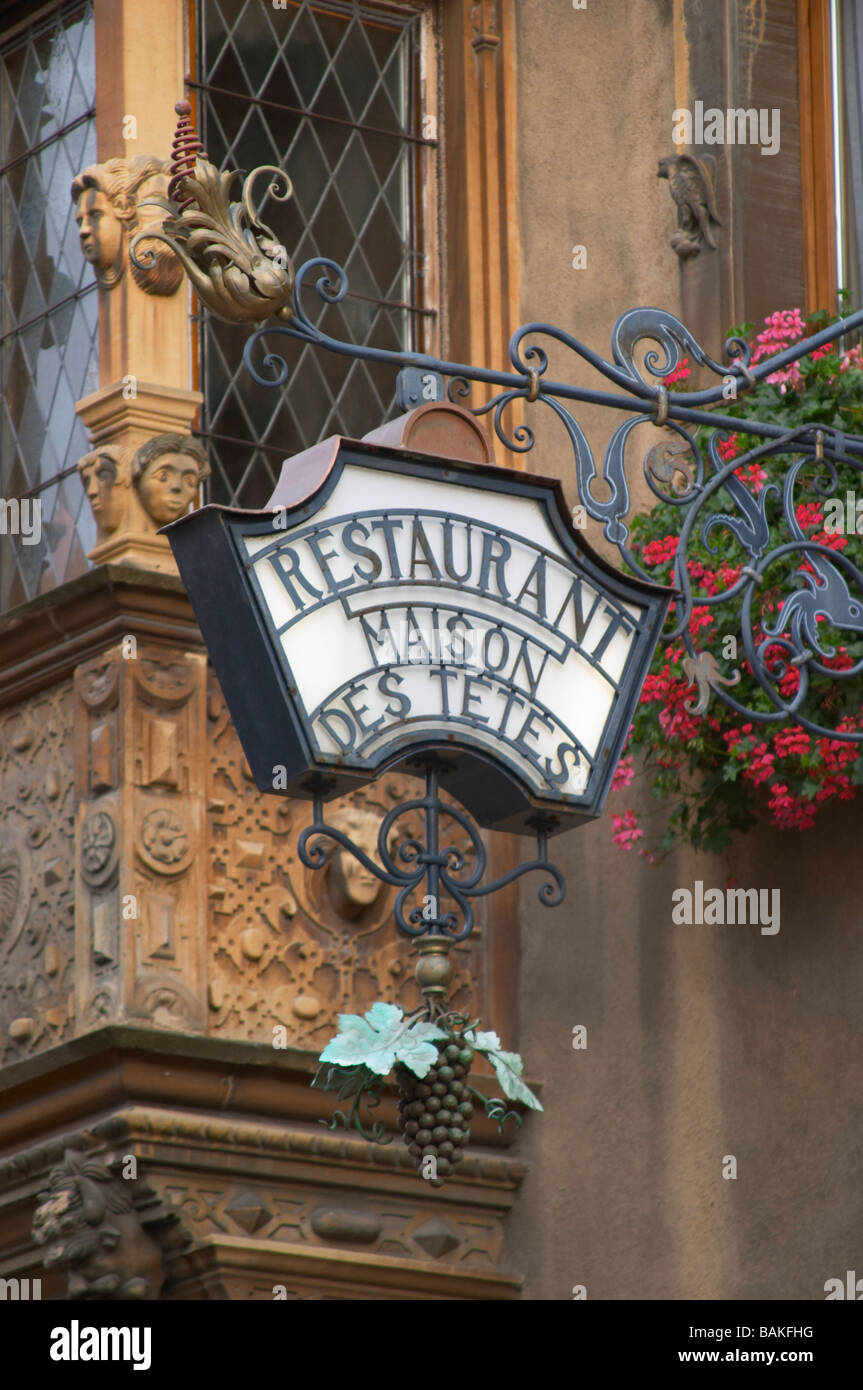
75;381;206;574
31;1147;186;1299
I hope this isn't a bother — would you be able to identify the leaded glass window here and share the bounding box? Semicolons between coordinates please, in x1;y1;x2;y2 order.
0;1;98;612
194;0;438;508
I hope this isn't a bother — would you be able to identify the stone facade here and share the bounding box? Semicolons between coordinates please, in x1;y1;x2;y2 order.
1;0;859;1304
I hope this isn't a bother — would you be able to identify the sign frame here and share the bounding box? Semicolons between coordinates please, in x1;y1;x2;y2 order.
164;430;674;836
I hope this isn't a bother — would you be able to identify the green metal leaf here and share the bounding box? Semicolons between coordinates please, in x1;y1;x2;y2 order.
311;1062;373;1097
465;1029;543;1111
319;1003;447;1078
486;1048;544;1112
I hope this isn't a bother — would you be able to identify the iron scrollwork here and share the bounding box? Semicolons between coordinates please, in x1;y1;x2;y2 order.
150;98;863;742
297;763;565;942
242;269;863;742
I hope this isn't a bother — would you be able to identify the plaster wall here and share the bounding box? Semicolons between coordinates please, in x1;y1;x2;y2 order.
507;0;863;1301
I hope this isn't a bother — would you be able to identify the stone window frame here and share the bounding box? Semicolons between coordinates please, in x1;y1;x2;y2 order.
798;0;838;312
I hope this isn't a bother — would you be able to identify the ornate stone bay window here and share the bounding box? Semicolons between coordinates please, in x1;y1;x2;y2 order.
0;0;525;1301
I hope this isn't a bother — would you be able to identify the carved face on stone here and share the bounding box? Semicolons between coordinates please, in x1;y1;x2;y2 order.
75;187;125;271
137;452;200;525
32;1152;167;1301
71;157;181;295
324;809;385;918
79;449;126;534
61;1209;163;1301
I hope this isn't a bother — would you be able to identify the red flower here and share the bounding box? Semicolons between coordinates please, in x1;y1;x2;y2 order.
718;433;741;462
612;755;635;792
642;535;679;567
611;810;644;850
664;357;692;386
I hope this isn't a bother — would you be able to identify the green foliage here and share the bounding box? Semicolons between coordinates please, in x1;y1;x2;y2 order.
319;1001;447;1077
467;1027;543;1111
614;307;863;857
314;1004;542;1145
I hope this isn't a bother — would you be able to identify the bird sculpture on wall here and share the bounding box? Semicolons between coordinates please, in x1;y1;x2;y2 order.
657;153;722;260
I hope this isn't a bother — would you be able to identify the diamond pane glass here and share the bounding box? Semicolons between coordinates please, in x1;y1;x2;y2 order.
196;0;433;509
0;2;98;613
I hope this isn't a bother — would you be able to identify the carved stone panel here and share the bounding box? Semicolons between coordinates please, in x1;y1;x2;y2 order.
205;673;487;1050
129;648;208;1031
74;643;208;1034
0;686;76;1065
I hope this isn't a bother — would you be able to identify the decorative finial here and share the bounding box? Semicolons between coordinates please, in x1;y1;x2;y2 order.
415;934;454;1005
168;99;205;210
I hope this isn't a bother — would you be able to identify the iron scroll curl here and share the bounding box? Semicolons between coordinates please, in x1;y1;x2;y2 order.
297;764;565;942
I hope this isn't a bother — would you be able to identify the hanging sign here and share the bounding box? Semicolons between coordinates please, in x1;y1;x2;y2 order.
165;405;672;835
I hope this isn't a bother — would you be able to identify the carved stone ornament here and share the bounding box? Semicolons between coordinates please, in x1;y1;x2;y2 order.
77;433;209;555
138;806;191;874
0;829;30;957
80;810;117;888
71;156;183;294
312;805;395;921
205;674;485;1051
0;689;75;1063
77;446;129;539
31;1149;179;1300
131;433;210;529
75;649;121;712
471;0;501;50
657;152;722;260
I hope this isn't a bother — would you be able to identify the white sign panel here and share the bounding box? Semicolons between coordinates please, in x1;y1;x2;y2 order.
245;467;642;802
167;440;671;833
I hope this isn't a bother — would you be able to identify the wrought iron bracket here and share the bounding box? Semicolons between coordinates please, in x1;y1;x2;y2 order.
241;263;863;743
297;759;565;942
151;107;863;743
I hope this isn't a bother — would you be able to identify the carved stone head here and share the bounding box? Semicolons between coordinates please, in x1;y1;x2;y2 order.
320;807;387;918
32;1150;165;1300
78;446;129;538
131;434;210;528
71;156;182;293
